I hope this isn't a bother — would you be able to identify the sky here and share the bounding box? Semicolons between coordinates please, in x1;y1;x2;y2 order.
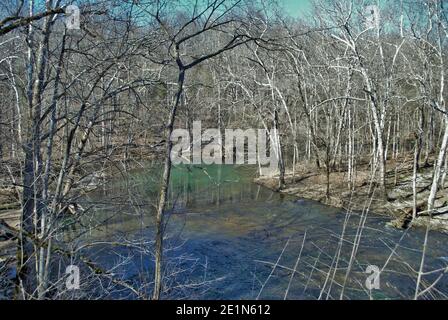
281;0;312;17
27;0;314;19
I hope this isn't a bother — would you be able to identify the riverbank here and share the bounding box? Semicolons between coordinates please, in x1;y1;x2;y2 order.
0;187;19;295
255;157;448;232
0;187;20;257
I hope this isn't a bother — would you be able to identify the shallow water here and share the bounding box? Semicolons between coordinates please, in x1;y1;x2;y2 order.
80;165;448;300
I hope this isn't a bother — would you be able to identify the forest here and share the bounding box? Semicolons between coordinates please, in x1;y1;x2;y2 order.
0;0;448;300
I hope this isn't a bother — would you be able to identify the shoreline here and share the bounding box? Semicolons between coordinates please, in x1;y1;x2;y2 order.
254;161;448;233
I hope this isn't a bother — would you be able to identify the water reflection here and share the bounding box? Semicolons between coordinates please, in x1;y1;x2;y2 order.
80;165;448;300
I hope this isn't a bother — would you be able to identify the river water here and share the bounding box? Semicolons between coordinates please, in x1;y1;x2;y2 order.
79;165;448;300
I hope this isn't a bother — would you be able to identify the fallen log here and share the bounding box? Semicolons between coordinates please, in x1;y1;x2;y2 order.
0;202;20;211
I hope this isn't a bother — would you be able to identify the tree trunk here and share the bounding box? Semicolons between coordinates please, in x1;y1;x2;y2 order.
274;109;285;190
413;140;418;220
427;117;448;213
153;68;185;300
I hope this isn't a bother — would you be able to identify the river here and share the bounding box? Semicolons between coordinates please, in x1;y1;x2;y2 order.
77;164;448;300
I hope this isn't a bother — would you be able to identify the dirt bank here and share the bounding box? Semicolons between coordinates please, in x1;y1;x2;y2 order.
255;158;448;232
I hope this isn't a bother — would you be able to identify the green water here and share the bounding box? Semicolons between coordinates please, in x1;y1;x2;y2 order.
81;164;448;300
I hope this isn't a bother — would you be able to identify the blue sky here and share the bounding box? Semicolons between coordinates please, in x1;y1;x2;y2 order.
281;0;312;17
29;0;313;18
